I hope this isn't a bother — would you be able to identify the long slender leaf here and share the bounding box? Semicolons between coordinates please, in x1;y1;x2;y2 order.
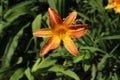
101;35;120;40
1;23;30;68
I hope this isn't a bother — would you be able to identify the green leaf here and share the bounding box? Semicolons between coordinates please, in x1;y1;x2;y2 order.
110;43;120;54
25;67;34;80
1;23;30;68
32;14;42;46
32;58;41;72
77;12;89;21
10;68;25;80
82;60;90;72
16;57;23;64
101;35;120;40
0;5;2;17
112;73;119;80
48;65;80;80
32;57;57;72
80;47;107;54
32;14;42;32
96;72;105;80
57;0;65;17
0;0;35;33
97;54;110;71
84;52;91;59
4;1;34;19
89;0;104;13
73;54;84;63
91;64;97;80
48;0;57;11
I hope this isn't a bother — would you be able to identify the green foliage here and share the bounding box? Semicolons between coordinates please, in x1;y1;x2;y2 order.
10;68;25;80
0;0;120;80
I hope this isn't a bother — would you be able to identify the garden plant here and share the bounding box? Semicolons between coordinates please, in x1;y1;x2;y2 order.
0;0;120;80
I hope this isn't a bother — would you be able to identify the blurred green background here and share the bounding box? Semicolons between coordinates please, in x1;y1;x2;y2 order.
0;0;120;80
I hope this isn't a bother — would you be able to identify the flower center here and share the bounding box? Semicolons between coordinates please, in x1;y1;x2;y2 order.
58;29;66;39
54;25;67;39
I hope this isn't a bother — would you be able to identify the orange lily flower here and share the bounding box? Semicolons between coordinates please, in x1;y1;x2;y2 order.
105;0;120;13
33;8;88;58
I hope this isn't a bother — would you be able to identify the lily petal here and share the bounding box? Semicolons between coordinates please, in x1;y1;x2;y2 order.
41;36;61;58
63;11;77;25
33;29;53;37
68;24;88;38
114;6;120;13
63;36;78;56
48;8;62;29
105;4;114;9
